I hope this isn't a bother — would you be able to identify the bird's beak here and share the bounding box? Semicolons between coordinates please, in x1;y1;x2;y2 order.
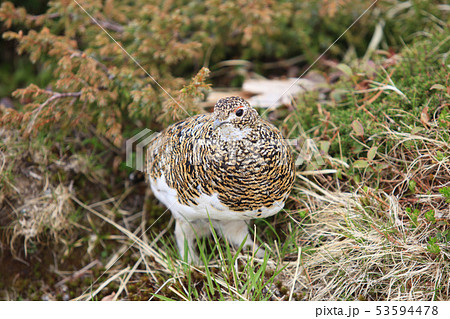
213;119;227;130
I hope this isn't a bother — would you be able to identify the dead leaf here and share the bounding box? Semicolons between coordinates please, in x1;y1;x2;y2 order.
420;106;430;127
367;146;377;161
112;156;121;175
101;292;115;301
336;64;353;78
242;77;321;108
351;120;364;137
353;160;369;169
430;84;446;91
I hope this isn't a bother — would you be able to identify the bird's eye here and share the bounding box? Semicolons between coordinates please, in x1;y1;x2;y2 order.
235;109;244;117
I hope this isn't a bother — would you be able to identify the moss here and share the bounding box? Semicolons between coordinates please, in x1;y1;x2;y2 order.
289;27;449;160
279;285;288;295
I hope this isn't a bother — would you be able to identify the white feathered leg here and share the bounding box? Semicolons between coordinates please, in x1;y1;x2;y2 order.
213;220;265;258
174;218;210;264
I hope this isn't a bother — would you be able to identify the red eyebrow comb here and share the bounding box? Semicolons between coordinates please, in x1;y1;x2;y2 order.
233;105;244;112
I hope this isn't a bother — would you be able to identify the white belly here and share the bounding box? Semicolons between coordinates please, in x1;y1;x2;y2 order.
149;174;284;222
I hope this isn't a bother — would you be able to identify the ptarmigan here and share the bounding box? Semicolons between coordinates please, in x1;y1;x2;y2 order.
146;96;295;263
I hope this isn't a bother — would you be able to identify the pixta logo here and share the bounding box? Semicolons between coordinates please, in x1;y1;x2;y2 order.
126;129;158;172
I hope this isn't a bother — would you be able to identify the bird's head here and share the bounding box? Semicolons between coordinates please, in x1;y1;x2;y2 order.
212;96;258;130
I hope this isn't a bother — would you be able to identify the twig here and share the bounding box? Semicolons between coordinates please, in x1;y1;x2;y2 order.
289;247;302;301
25;91;81;135
55;260;101;287
113;257;142;300
28;12;124;32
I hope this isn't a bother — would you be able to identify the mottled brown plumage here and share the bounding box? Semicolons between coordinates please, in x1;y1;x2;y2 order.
146;96;295;263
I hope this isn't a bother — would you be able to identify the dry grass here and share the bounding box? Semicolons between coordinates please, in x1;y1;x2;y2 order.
1;129;72;256
288;117;450;300
298;189;449;300
9;184;73;256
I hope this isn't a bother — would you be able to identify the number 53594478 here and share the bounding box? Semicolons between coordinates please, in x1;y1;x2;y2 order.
376;306;438;316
